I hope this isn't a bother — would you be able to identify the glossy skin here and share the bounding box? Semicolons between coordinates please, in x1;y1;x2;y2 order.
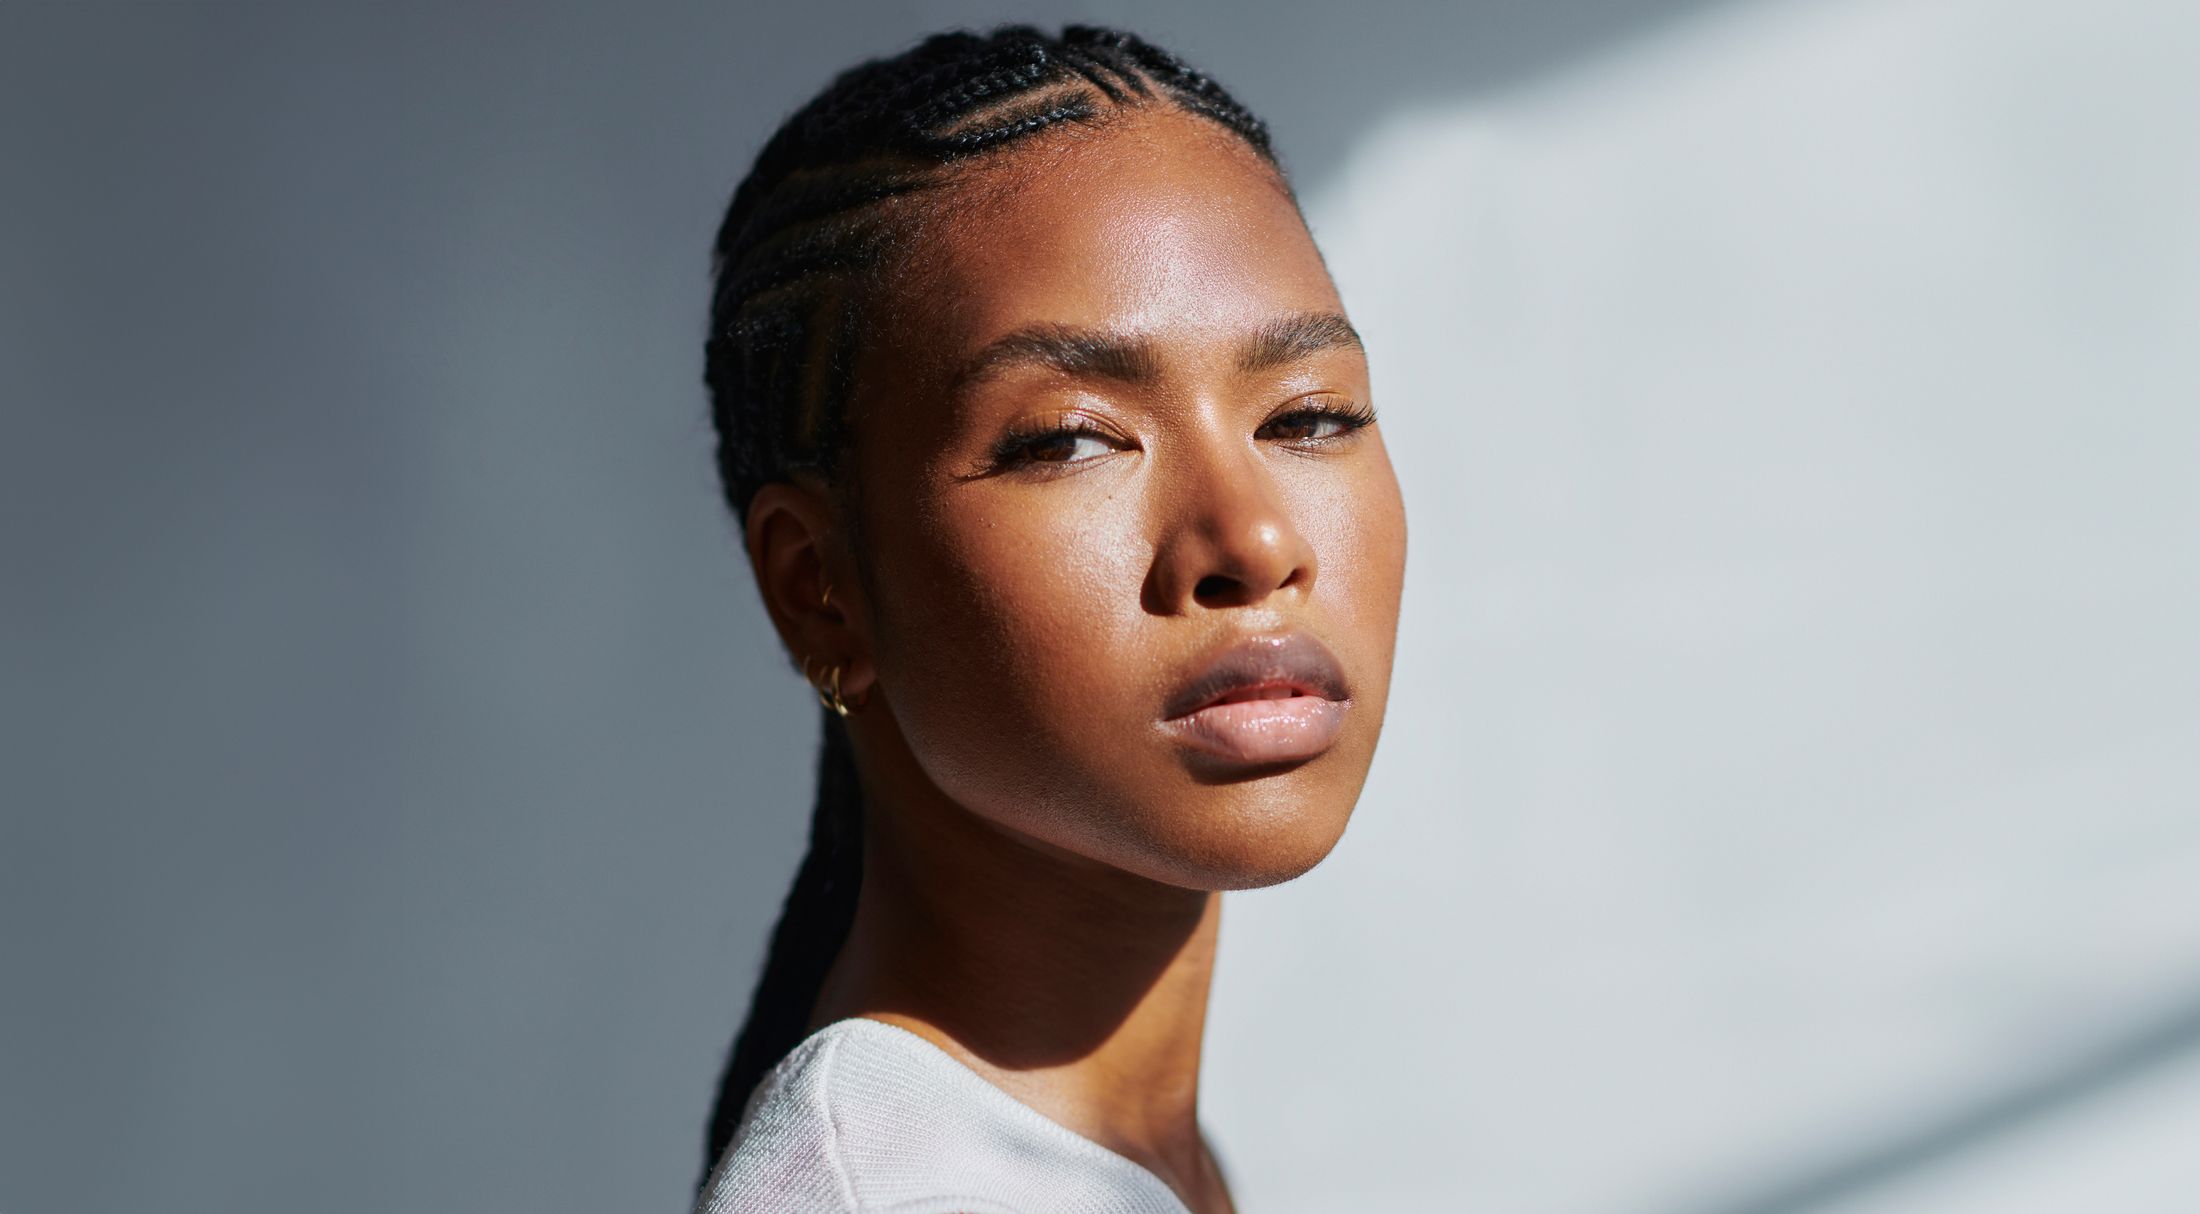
745;109;1406;1214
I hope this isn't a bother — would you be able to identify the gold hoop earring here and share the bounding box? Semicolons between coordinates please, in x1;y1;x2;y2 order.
799;651;859;717
816;663;851;718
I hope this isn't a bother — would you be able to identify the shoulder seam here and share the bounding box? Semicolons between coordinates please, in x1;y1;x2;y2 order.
815;1028;862;1211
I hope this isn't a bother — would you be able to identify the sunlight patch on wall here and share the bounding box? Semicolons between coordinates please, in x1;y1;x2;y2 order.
1208;0;2200;1208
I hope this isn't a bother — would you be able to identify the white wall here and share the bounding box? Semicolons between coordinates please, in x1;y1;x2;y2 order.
1208;0;2200;1209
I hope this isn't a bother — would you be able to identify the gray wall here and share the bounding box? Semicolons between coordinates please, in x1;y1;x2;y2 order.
4;2;2194;1212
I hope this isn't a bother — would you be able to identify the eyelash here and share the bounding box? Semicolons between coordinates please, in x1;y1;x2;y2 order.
987;399;1377;473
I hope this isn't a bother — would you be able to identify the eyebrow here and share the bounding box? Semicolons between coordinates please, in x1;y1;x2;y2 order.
950;310;1364;392
1235;311;1364;373
952;324;1164;392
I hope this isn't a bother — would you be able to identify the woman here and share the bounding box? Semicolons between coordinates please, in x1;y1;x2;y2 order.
697;25;1406;1213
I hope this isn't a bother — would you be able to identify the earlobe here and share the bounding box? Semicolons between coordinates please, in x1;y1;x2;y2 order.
817;576;880;711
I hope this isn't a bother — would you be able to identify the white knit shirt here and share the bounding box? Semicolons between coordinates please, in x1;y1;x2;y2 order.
697;1018;1199;1213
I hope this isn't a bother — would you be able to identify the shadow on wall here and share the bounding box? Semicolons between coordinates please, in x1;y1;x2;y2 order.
1662;988;2200;1214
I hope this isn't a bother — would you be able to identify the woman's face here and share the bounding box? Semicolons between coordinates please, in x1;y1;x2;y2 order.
843;109;1407;890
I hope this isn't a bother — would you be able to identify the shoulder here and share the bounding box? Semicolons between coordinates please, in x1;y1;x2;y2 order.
696;1020;1027;1214
695;1027;862;1214
696;1019;1190;1214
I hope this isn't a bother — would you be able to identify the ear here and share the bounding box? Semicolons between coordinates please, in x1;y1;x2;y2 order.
745;477;875;704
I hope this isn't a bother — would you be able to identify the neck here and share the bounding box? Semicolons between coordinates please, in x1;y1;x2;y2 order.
809;740;1224;1198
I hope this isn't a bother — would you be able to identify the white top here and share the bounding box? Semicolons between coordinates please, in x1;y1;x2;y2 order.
697;1018;1199;1213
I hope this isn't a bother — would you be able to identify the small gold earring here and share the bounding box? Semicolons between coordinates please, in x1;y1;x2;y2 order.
821;583;834;609
817;663;851;717
799;653;851;717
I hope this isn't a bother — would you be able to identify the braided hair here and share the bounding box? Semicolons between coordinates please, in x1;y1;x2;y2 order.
700;23;1285;1187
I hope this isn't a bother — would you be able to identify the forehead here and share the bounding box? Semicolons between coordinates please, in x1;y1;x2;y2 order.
876;109;1340;371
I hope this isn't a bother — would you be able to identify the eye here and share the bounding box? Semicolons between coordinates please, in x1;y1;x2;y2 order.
1018;430;1117;464
986;414;1132;473
1258;398;1376;445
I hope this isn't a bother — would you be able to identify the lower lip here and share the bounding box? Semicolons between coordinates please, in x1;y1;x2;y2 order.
1162;696;1349;766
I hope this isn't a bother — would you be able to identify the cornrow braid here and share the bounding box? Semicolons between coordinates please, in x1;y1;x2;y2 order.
698;23;1287;1194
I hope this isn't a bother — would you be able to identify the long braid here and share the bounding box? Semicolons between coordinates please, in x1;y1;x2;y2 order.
703;708;863;1184
699;23;1284;1190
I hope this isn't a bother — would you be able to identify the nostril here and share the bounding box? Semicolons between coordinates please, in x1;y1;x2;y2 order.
1193;574;1240;604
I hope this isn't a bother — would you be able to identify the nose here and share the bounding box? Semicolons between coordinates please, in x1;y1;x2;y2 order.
1145;444;1318;615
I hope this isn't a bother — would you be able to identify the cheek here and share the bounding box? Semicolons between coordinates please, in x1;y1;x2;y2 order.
870;478;1157;807
860;445;1407;890
1295;449;1410;678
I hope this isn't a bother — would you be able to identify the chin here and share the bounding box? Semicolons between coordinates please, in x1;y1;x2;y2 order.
1104;770;1363;892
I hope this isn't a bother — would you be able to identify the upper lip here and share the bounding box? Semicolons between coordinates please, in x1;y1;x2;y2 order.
1162;631;1351;719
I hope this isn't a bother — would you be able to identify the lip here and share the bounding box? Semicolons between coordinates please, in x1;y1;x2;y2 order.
1158;631;1352;766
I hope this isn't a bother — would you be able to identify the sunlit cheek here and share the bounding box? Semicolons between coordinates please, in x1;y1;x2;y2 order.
1305;460;1409;663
